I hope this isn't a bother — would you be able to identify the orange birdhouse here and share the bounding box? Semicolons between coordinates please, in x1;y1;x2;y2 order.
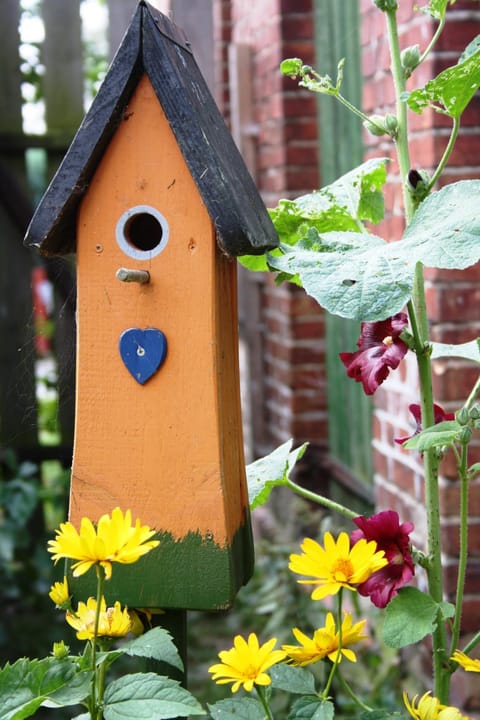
25;1;278;610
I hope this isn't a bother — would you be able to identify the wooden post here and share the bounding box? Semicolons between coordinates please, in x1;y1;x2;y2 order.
0;0;37;452
42;0;84;450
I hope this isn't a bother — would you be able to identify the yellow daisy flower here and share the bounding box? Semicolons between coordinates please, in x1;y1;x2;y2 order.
48;576;70;608
208;633;286;693
289;532;388;600
48;507;160;579
282;612;367;666
66;596;132;640
403;691;470;720
451;649;480;673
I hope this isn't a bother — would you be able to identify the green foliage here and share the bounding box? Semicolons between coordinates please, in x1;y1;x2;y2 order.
404;45;480;118
246;439;308;510
102;673;205;719
288;697;334;720
97;627;184;675
269;664;316;695
0;455;71;662
403;420;462;452
419;0;456;21
0;656;91;720
262;179;480;321
208;697;265;720
382;588;455;648
431;338;480;363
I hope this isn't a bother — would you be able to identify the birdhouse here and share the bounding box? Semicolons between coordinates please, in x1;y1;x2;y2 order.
25;1;278;611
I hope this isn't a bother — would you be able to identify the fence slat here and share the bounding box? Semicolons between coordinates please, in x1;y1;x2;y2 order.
42;0;84;450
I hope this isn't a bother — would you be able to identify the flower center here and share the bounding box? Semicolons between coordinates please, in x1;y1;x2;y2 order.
244;664;259;679
390;550;403;565
382;335;394;346
332;558;354;581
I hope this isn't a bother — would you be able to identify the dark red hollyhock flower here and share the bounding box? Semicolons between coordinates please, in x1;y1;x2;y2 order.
395;403;455;445
339;313;409;396
350;510;414;608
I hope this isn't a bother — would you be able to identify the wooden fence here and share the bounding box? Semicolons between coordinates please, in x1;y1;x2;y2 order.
0;0;145;464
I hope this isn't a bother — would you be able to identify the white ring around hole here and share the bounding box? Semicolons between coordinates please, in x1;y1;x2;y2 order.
115;205;169;260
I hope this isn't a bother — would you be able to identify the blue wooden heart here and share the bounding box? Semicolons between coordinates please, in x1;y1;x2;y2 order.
119;328;168;385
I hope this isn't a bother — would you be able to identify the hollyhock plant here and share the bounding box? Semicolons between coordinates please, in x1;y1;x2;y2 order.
350;510;414;608
339;312;409;395
395;403;455;445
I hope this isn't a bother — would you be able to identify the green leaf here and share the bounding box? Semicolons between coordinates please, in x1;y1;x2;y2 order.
382;587;451;648
401;181;480;269
208;697;265;720
359;712;402;720
459;35;480;63
405;47;480;117
468;462;480;478
0;657;89;720
103;673;205;720
270;158;388;246
431;339;480;364
41;670;91;708
303;157;388;227
403;420;461;451
238;251;272;273
268;232;412;321
281;58;304;77
246;439;308;510
288;696;334;720
123;628;183;671
419;0;454;21
269;664;316;695
267;179;480;321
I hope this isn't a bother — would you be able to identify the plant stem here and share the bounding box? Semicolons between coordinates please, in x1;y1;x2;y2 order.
418;14;446;67
285;478;356;520
428;117;460;191
462;629;480;655
463;373;480;411
385;7;414;223
335;673;373;713
322;589;343;699
91;565;105;720
256;686;274;720
449;443;469;657
386;5;449;701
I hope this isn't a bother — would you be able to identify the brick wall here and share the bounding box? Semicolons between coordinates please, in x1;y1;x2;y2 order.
214;0;329;465
361;0;480;629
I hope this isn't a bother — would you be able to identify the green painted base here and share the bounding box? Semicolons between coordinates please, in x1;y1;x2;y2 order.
68;518;254;610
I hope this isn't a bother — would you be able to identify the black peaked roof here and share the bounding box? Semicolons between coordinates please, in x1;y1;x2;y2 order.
24;1;278;257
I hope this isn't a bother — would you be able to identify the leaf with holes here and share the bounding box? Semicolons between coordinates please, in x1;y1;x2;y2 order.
405;48;480;117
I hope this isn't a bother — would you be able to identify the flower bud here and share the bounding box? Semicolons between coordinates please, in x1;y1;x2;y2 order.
401;44;421;78
363;114;388;136
52;641;69;659
384;113;399;137
373;0;398;10
469;404;480;420
456;407;470;426
406;168;431;202
457;426;472;445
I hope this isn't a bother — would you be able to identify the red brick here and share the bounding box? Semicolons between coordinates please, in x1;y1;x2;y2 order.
431;362;480;403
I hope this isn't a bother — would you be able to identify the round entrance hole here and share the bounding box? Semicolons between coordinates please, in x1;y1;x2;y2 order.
124;212;163;252
116;205;169;260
